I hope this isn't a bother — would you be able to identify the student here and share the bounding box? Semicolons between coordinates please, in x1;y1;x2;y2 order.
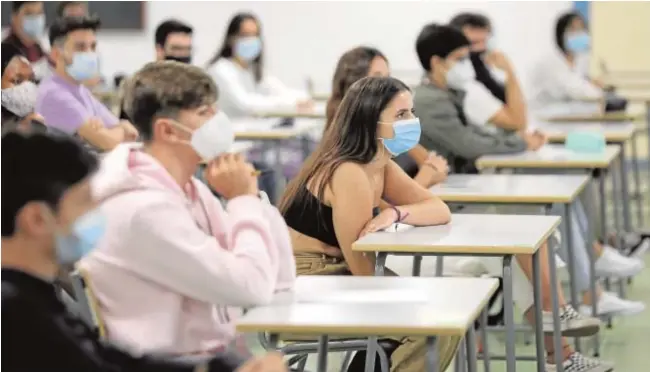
36;16;138;151
449;13;506;100
117;19;194;120
1;42;43;134
2;1;53;80
1;130;288;372
326;46;448;188
414;24;614;372
528;11;603;109
413;23;543;174
57;1;88;18
280;76;461;372
446;13;528;132
79;61;295;356
206;12;312;118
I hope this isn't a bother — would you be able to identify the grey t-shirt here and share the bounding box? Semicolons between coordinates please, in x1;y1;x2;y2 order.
413;82;527;172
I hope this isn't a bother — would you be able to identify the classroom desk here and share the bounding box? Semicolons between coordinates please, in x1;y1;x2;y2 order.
535;121;644;230
477;144;629;307
311;91;330;101
353;214;562;372
232;117;325;199
237;276;499;372
430;174;598;356
257;101;327;119
541;110;644;123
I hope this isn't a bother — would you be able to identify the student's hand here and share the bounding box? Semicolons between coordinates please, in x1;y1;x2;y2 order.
485;50;512;72
79;117;104;132
419;152;449;185
296;99;314;113
205;153;259;199
120;120;139;141
523;132;545;151
532;129;548;144
359;208;400;238
235;353;288;372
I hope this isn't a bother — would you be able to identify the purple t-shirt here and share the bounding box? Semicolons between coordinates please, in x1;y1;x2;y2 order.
36;75;119;134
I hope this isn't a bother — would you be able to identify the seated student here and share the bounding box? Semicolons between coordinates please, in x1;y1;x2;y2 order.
206;12;312;118
117;19;195;121
326;46;449;188
528;11;603;109
1;42;43;134
1;130;289;372
3;1;54;80
79;61;295;356
414;24;613;372
449;11;527;132
280;76;461;372
57;1;88;18
36;16;139;151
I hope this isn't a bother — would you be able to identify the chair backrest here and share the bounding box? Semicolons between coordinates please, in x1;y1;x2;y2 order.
69;269;107;339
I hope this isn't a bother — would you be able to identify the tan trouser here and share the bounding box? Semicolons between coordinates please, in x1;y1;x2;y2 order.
294;252;460;372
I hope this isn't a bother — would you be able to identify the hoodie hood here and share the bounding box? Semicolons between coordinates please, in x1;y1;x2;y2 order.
92;143;190;202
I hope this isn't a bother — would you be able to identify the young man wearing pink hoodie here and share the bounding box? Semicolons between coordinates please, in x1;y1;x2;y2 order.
79;61;296;356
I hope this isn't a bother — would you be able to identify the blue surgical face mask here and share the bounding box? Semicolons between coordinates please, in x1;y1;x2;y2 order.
565;32;591;53
22;14;45;39
379;117;421;156
55;210;106;265
234;37;262;62
66;52;99;82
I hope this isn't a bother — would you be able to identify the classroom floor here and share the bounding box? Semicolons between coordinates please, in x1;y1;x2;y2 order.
245;163;650;371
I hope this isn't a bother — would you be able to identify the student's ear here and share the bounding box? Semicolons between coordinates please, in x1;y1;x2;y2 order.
430;55;443;72
155;44;165;61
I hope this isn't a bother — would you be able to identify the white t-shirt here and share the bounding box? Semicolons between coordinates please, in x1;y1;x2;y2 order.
527;48;603;110
208;58;308;118
462;80;504;129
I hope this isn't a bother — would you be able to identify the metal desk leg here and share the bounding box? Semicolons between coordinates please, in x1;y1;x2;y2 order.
365;337;378;372
480;308;491;372
611;158;627;299
268;333;279;349
375;253;387;276
562;203;581;352
502;255;516;372
547;236;564;372
413;255;423;277
598;171;613;328
619;145;633;233
630;130;644;228
466;327;478;372
272;140;285;202
317;335;329;372
426;336;440;372
584;183;601;356
435;256;444;277
532;250;546;372
455;339;467;372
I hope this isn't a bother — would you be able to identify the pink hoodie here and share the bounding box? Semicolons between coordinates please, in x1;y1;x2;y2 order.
79;144;295;356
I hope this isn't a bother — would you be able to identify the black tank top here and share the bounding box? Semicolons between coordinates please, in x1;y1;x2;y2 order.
283;187;379;249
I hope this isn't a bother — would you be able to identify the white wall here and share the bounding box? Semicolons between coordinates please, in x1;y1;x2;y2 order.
92;1;573;90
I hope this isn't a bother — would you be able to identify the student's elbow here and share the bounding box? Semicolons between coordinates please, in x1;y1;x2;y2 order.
433;197;452;224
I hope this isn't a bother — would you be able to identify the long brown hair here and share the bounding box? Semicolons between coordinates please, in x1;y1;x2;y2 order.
325;47;388;129
279;76;410;216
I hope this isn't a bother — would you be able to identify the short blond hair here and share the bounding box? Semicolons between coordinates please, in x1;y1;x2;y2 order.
123;61;218;140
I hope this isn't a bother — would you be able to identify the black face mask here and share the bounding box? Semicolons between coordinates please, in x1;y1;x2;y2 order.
164;55;192;64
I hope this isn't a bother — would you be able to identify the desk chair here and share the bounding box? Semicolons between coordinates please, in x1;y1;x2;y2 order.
257;332;392;372
69;269;107;339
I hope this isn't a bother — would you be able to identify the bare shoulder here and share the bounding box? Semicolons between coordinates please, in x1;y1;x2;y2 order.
331;162;368;187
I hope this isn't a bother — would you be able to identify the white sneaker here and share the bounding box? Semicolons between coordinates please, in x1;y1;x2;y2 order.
542;305;601;337
546;352;614;372
630;238;650;260
595;245;644;278
579;291;646;317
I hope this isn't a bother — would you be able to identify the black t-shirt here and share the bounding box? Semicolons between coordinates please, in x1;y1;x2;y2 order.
1;268;243;372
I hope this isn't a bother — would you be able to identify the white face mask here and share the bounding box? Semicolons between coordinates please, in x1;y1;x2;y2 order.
1;81;38;118
188;111;235;160
446;58;476;90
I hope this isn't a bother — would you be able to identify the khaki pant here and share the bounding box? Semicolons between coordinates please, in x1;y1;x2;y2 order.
294;252;460;372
